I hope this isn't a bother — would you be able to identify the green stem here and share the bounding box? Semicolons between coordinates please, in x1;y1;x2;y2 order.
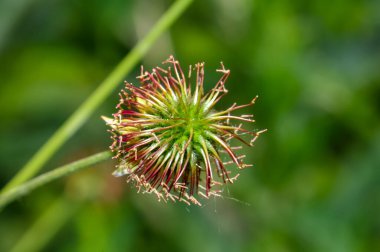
2;0;194;192
0;151;112;210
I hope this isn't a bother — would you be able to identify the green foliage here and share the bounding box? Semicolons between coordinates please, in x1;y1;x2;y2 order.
1;0;379;251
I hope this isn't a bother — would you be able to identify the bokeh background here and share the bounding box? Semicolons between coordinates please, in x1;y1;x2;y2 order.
1;0;380;251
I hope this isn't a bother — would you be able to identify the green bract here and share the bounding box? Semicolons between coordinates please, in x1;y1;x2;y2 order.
103;56;265;205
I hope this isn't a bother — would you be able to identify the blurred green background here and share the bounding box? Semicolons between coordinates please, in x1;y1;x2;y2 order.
1;0;380;251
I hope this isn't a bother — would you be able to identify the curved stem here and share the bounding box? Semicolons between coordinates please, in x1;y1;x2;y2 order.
0;151;112;210
2;0;194;192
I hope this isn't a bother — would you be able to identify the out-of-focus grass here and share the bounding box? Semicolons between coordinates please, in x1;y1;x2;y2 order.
1;0;379;251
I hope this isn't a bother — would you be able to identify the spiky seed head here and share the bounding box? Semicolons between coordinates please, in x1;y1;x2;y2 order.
103;56;265;206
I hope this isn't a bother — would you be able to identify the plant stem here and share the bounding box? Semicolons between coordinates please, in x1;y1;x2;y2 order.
2;0;194;192
0;151;112;210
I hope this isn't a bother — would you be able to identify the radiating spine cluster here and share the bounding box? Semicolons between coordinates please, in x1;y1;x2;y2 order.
103;56;265;205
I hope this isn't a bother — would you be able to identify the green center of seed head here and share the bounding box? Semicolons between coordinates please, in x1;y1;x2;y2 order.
171;99;208;148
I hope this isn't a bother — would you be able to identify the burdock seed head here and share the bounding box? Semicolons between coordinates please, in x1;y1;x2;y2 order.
102;56;266;206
